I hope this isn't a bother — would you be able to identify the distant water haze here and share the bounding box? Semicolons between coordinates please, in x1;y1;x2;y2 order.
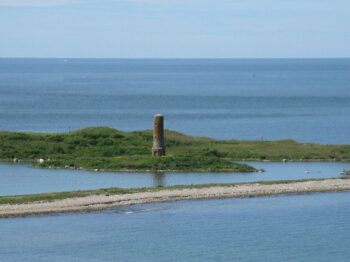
1;58;349;143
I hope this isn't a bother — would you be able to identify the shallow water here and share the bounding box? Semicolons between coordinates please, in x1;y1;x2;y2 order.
1;58;350;143
1;192;350;261
1;162;350;196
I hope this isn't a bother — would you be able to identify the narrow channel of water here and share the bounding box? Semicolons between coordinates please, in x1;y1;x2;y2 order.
0;162;349;196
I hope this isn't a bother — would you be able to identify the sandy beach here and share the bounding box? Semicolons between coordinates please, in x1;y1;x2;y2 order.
1;178;350;218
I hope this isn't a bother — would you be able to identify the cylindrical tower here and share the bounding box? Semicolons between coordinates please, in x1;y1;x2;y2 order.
152;114;166;156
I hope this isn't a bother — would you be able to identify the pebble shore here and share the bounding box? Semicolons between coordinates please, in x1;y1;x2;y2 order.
1;178;350;218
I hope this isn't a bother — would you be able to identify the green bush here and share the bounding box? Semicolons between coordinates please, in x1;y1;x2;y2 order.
0;126;349;172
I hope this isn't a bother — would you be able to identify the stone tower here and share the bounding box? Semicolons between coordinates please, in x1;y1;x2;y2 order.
152;114;166;156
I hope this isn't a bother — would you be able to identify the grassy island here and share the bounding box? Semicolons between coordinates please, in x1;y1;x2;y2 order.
0;127;349;172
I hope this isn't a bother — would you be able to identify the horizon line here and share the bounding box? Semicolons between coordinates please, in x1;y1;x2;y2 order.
1;56;350;60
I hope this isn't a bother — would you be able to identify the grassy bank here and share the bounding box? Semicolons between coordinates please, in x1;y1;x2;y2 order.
1;177;348;206
0;127;349;172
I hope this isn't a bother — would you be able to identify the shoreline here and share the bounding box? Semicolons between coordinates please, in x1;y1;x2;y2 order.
1;127;350;173
0;159;348;175
1;178;350;218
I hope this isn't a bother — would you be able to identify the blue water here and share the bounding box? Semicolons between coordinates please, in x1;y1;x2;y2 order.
1;192;350;261
1;58;350;260
1;58;349;143
1;162;350;196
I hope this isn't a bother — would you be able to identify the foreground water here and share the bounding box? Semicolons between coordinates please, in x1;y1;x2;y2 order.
1;192;350;261
1;58;350;143
1;59;350;260
1;162;350;196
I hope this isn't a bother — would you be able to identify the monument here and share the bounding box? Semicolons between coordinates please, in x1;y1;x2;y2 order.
152;114;166;156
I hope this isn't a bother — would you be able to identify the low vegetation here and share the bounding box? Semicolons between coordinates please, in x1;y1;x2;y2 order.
0;126;349;172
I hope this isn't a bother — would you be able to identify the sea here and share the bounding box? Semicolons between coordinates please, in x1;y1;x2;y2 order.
1;161;350;196
0;58;349;143
1;192;350;262
1;58;350;261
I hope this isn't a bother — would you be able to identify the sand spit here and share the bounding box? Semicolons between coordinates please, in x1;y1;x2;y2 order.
1;178;350;218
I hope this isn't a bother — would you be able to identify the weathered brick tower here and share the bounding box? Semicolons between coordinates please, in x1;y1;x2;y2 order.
152;114;166;156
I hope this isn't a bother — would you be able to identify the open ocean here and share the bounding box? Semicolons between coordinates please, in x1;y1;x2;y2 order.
0;58;349;143
1;58;350;261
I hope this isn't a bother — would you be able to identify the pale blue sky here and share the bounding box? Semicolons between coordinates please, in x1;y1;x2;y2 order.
0;0;349;58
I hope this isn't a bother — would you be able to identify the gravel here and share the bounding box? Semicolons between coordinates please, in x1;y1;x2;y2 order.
1;178;350;217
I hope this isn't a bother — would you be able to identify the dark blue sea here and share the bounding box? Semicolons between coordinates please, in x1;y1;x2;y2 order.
1;58;350;261
1;58;349;143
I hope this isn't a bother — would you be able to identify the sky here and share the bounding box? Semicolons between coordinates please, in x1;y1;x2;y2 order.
0;0;349;58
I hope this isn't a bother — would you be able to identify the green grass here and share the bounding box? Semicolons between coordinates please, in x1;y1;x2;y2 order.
1;177;348;205
0;126;349;172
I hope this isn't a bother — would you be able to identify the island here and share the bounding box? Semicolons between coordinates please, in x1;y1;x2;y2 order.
0;126;349;172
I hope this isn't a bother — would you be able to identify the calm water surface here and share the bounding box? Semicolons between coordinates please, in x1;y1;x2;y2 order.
1;192;350;261
1;58;350;260
1;162;350;196
1;58;349;143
